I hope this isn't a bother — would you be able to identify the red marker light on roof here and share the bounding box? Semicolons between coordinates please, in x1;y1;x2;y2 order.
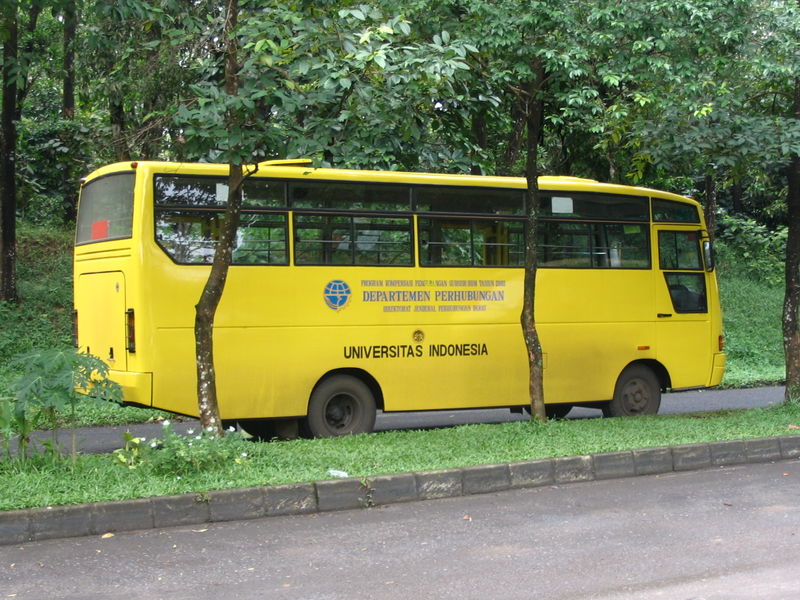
130;161;138;169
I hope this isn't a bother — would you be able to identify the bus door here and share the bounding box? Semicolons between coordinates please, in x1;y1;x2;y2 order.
76;271;128;371
653;225;713;388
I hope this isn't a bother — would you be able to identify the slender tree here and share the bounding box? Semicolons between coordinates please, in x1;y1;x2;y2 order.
61;0;78;222
520;65;547;422
784;74;800;401
193;0;244;435
0;2;19;302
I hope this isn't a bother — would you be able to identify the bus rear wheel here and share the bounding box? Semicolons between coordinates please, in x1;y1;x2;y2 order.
603;365;661;417
307;375;377;438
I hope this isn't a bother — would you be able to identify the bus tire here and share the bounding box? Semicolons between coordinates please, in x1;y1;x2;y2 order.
545;404;573;419
307;375;377;438
603;365;661;417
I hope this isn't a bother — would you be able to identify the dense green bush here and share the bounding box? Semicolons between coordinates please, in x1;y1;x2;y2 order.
716;212;786;287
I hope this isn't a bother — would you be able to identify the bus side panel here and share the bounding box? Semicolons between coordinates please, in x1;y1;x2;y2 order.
332;323;529;412
146;261;528;417
152;326;529;418
538;322;656;404
146;256;666;417
535;269;657;404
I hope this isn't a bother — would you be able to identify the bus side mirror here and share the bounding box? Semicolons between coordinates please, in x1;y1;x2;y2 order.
703;240;715;272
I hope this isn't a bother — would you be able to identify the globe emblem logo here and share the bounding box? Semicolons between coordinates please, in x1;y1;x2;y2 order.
324;280;352;311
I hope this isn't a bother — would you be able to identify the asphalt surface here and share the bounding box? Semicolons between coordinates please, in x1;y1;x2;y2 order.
36;385;785;455
2;459;798;599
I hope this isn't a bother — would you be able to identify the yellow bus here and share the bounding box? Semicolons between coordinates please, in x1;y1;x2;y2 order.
73;159;725;437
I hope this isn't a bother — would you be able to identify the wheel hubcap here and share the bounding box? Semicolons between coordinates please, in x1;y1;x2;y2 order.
621;379;649;414
325;394;356;430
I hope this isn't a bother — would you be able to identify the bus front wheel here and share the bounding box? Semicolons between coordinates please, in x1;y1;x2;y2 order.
307;375;377;438
603;366;661;417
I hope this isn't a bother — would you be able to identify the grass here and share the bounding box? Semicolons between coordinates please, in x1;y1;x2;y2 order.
1;401;799;511
718;255;785;387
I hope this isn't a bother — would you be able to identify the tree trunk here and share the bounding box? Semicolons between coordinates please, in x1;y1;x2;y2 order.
194;165;243;435
62;0;76;119
0;8;19;303
62;0;78;223
731;178;744;215
194;0;242;436
521;62;546;423
783;75;800;403
500;95;525;176
470;107;487;175
704;171;717;241
13;3;42;122
110;99;129;161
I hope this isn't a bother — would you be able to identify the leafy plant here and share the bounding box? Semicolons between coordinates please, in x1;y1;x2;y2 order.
112;431;149;469
4;349;122;462
117;421;251;476
716;212;787;286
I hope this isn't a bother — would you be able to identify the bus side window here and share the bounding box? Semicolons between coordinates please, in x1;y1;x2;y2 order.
419;218;473;266
156;211;288;265
294;214;412;266
538;221;649;269
418;218;524;267
658;230;707;313
658;230;702;270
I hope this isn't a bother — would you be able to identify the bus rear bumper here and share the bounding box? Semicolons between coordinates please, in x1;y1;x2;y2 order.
708;353;726;387
110;370;153;407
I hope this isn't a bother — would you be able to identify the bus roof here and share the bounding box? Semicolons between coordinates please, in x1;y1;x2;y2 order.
83;160;698;206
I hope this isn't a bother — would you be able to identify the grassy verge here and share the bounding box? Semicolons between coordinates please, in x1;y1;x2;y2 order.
2;402;799;511
718;257;785;387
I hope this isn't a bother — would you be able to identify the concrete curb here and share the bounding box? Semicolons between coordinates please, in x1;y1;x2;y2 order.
2;435;800;546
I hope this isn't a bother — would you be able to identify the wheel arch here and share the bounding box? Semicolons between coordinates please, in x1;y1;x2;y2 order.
311;368;384;412
621;359;671;392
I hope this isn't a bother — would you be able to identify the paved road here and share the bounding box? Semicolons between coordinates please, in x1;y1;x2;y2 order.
44;386;785;455
2;459;798;599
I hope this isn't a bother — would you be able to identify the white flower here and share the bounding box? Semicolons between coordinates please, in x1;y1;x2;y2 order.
186;429;195;435
150;441;158;448
240;452;248;458
140;437;146;441
227;426;236;433
162;420;171;427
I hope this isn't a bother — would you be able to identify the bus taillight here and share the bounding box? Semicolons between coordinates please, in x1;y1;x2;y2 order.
72;309;79;348
718;335;724;352
126;309;136;353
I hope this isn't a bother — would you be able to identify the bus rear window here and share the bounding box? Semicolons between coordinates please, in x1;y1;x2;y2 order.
76;173;135;244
